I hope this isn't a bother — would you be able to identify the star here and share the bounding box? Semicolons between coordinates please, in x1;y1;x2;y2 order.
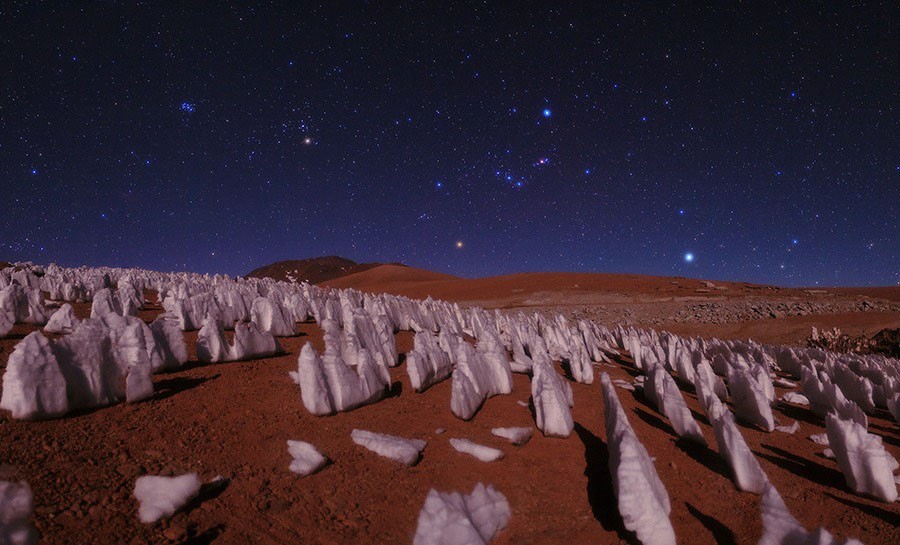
542;108;551;117
180;102;195;113
455;241;464;249
303;137;313;145
684;252;694;263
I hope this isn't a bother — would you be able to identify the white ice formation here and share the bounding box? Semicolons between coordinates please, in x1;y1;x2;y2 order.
133;473;202;523
287;440;328;476
825;413;898;503
601;373;676;545
291;342;389;416
412;483;510;545
757;483;864;545
44;303;79;334
530;354;574;438
0;480;38;545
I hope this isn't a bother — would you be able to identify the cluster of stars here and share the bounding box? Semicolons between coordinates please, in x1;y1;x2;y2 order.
0;4;893;286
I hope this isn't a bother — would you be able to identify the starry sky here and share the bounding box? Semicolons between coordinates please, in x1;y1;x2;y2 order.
1;2;897;286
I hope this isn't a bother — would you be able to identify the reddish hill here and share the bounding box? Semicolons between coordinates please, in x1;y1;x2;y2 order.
246;256;402;284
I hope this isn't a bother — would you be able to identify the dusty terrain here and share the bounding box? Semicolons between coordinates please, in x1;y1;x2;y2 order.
1;270;899;544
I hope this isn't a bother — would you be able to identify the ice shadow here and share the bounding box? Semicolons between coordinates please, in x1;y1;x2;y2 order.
674;438;732;481
755;444;844;488
632;408;731;481
183;477;230;516
686;502;736;544
774;402;821;427
573;422;641;545
632;407;673;435
387;381;403;399
868;428;900;448
824;492;900;526
184;524;226;544
154;374;220;401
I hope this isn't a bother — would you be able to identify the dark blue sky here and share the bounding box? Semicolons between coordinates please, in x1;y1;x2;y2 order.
1;2;897;285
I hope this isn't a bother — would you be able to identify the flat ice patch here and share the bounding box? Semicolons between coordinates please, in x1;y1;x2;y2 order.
612;378;636;391
773;378;797;389
133;473;201;523
781;391;809;406
449;438;504;462
351;429;426;467
775;420;800;434
287;440;327;476
491;427;532;445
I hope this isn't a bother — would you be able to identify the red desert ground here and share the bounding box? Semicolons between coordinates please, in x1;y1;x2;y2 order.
1;257;898;545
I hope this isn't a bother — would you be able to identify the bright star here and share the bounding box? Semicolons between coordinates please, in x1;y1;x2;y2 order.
436;181;443;188
684;252;694;263
455;241;464;249
303;136;312;145
542;108;551;117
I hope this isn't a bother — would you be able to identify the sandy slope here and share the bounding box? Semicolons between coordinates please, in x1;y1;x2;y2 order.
0;295;898;545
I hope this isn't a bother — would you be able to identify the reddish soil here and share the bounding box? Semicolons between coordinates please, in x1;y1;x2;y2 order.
1;295;898;544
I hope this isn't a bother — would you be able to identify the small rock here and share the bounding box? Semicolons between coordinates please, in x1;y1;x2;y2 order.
163;525;186;541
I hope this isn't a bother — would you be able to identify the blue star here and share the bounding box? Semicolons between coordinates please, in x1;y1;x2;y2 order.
435;181;443;189
180;102;195;113
678;209;685;215
542;108;551;118
584;169;591;175
30;169;37;175
684;252;694;263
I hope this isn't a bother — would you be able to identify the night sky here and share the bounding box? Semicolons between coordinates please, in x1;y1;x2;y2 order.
1;2;897;286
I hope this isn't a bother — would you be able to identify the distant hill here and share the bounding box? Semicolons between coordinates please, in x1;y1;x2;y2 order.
246;256;404;284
